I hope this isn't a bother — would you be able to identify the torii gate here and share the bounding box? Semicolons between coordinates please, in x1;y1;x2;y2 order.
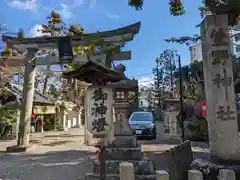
2;22;141;152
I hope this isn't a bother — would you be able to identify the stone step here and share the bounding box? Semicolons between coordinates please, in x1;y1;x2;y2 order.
85;173;156;180
105;146;142;160
93;160;155;174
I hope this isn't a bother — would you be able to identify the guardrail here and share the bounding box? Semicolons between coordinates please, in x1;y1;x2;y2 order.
120;162;236;180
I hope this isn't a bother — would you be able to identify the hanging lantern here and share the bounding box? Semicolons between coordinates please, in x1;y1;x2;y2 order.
57;36;73;63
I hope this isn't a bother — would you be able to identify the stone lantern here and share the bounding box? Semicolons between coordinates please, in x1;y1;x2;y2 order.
107;64;138;146
63;60;124;146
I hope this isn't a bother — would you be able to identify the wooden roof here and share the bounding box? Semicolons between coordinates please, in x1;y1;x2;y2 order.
62;60;124;84
107;80;138;89
2;22;141;46
4;83;55;105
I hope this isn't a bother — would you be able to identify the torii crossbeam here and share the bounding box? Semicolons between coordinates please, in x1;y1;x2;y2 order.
2;22;141;152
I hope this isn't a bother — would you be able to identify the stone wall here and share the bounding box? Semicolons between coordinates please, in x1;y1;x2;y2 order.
149;141;193;180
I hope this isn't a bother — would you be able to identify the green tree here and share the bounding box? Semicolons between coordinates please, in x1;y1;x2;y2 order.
39;10;67;36
157;49;177;97
129;0;240;26
174;61;204;100
38;10;67;94
152;58;164;106
17;28;24;39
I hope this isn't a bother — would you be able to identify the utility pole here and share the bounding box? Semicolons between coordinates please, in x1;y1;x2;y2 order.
153;58;162;107
178;55;185;142
169;53;175;98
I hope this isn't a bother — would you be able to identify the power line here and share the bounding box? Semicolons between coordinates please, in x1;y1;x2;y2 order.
129;72;152;78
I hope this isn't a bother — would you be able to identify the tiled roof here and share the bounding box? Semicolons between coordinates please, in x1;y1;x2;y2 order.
5;83;55;105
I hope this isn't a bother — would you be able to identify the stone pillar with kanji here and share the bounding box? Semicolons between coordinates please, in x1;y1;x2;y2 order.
85;85;114;146
201;14;240;161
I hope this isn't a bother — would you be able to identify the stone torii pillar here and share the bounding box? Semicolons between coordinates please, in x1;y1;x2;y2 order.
7;48;38;152
201;14;240;161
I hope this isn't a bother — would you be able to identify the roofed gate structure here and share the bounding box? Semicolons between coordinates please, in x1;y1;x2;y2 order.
2;22;140;152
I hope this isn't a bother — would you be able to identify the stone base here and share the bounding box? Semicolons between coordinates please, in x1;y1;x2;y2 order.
93;160;155;174
105;144;142;160
85;173;156;180
6;145;34;153
210;154;240;165
108;135;137;148
191;158;240;180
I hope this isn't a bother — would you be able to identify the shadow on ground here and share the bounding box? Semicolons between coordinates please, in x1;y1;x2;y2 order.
44;134;84;138
42;140;75;147
0;150;95;180
139;137;181;145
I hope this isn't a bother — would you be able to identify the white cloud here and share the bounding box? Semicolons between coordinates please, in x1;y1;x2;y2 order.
30;24;50;37
138;77;154;88
58;4;74;19
6;0;37;11
106;13;120;19
89;0;96;9
70;0;84;8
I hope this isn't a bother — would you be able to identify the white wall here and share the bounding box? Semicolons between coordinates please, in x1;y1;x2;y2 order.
139;97;149;107
190;24;240;62
230;25;240;58
189;42;203;63
138;88;152;108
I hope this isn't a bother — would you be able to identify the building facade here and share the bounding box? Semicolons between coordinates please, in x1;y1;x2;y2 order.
230;24;240;58
138;87;152;108
189;42;203;63
189;24;240;62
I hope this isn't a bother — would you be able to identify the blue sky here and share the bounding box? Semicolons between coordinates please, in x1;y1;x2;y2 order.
0;0;203;84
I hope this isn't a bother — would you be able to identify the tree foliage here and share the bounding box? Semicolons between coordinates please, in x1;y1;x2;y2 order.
0;103;17;125
157;49;177;93
165;35;201;46
128;0;240;45
174;60;204;100
39;10;67;36
152;49;178;104
129;0;240;26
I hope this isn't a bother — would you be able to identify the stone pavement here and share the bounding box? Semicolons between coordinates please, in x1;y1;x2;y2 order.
0;129;96;180
0;123;210;180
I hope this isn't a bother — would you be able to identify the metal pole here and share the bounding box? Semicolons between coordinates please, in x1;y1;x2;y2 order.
178;55;185;142
156;58;161;106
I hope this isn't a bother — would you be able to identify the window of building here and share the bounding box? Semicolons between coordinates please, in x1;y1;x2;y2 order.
235;34;240;42
236;45;240;53
116;91;125;100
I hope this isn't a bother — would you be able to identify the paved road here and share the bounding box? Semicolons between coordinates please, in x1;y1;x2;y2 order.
0;122;209;180
0;129;96;180
140;121;210;164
